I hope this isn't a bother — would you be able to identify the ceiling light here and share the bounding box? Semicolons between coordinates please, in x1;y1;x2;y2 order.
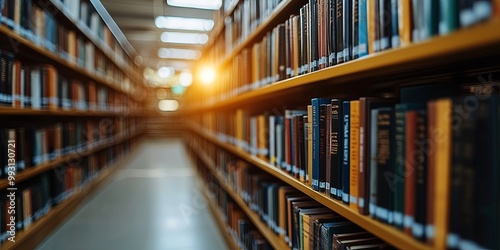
158;99;179;112
158;48;201;60
155;16;214;31
167;0;222;10
179;71;193;87
158;66;174;79
161;32;208;44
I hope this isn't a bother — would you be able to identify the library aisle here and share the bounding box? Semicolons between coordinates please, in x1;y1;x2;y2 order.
36;139;228;250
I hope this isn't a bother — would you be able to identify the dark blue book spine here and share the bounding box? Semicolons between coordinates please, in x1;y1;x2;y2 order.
312;98;332;191
342;101;351;204
343;0;352;62
358;0;368;58
391;0;400;47
330;99;344;199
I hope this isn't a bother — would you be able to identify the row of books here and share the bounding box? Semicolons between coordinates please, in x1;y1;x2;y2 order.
208;0;499;102
0;1;138;93
0;49;140;112
0;0;133;75
0;117;140;178
192;147;395;250
0;142;131;244
206;178;273;250
194;89;500;249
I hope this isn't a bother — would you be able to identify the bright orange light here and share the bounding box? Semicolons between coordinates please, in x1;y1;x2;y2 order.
199;66;216;85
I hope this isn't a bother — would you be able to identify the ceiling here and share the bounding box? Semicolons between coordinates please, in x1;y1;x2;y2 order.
100;0;215;73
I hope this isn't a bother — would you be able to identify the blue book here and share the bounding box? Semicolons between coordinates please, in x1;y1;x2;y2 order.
311;98;332;191
391;0;400;47
341;101;351;204
358;0;368;58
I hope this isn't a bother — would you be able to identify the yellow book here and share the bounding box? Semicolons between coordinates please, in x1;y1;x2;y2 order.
349;100;360;210
235;109;245;150
434;99;452;250
367;0;375;54
398;0;412;46
278;186;296;240
257;114;268;160
307;105;313;185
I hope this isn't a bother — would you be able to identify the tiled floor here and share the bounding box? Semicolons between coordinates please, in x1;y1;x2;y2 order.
37;138;228;250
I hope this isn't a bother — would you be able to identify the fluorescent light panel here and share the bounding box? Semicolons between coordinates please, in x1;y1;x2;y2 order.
158;48;201;60
155;16;214;31
167;0;222;10
160;32;208;44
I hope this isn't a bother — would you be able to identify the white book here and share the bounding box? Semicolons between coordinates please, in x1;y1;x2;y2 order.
31;68;41;109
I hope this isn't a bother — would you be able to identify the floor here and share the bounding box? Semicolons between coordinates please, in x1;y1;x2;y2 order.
37;138;228;250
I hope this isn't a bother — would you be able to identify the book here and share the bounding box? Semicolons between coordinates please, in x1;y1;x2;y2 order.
312;98;332;191
349;100;360;209
433;98;452;250
439;0;459;35
330;99;344;199
320;104;332;193
394;103;425;229
307;105;313;185
352;0;359;59
358;0;368;57
412;111;427;241
368;108;379;218
342;101;351;204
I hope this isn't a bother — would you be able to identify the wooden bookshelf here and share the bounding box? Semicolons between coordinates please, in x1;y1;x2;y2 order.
185;18;500;113
218;0;305;69
0;141;141;250
0;107;142;117
0;131;142;190
199;182;240;250
192;143;290;250
190;124;431;250
0;25;143;102
47;0;142;82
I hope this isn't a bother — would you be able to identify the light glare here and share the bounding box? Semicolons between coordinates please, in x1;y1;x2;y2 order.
161;32;208;44
155;16;214;31
167;0;222;10
158;99;179;111
158;48;201;60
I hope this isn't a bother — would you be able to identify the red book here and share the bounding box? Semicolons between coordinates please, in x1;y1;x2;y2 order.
404;111;417;236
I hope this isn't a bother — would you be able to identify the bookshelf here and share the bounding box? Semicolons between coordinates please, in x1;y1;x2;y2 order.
0;0;145;249
185;0;500;250
189;124;429;250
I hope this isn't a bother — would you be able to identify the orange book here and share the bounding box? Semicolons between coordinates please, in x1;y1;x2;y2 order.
88;81;97;111
257;114;268;160
496;0;500;15
367;0;376;54
12;60;21;107
42;65;58;110
398;0;412;46
23;188;32;229
433;99;452;250
67;30;76;63
349;100;360;210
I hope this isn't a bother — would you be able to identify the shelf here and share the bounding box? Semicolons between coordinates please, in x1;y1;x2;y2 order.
190;125;432;250
0;141;140;250
218;0;305;69
0;131;141;190
198;181;241;250
191;144;290;250
0;107;142;117
186;18;500;113
47;0;141;83
0;26;142;102
207;0;242;49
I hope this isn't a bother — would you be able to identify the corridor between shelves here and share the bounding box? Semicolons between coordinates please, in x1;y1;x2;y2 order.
36;138;228;250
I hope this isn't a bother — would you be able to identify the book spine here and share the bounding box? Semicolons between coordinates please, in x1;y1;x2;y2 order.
330;99;343;199
336;0;344;63
394;105;405;229
329;0;337;66
352;0;359;60
349;100;360;209
413;111;427;241
299;115;306;182
309;0;319;72
343;0;352;62
398;0;412;45
375;108;394;224
459;0;476;27
404;111;418;236
342;101;351;204
423;0;439;39
303;115;309;183
439;0;459;35
368;109;379;218
312;100;320;190
391;0;400;47
473;0;493;21
358;98;368;215
319;104;328;192
373;0;381;52
307;105;313;185
434;99;452;250
358;0;368;57
270;115;276;166
426;101;436;245
379;0;392;51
